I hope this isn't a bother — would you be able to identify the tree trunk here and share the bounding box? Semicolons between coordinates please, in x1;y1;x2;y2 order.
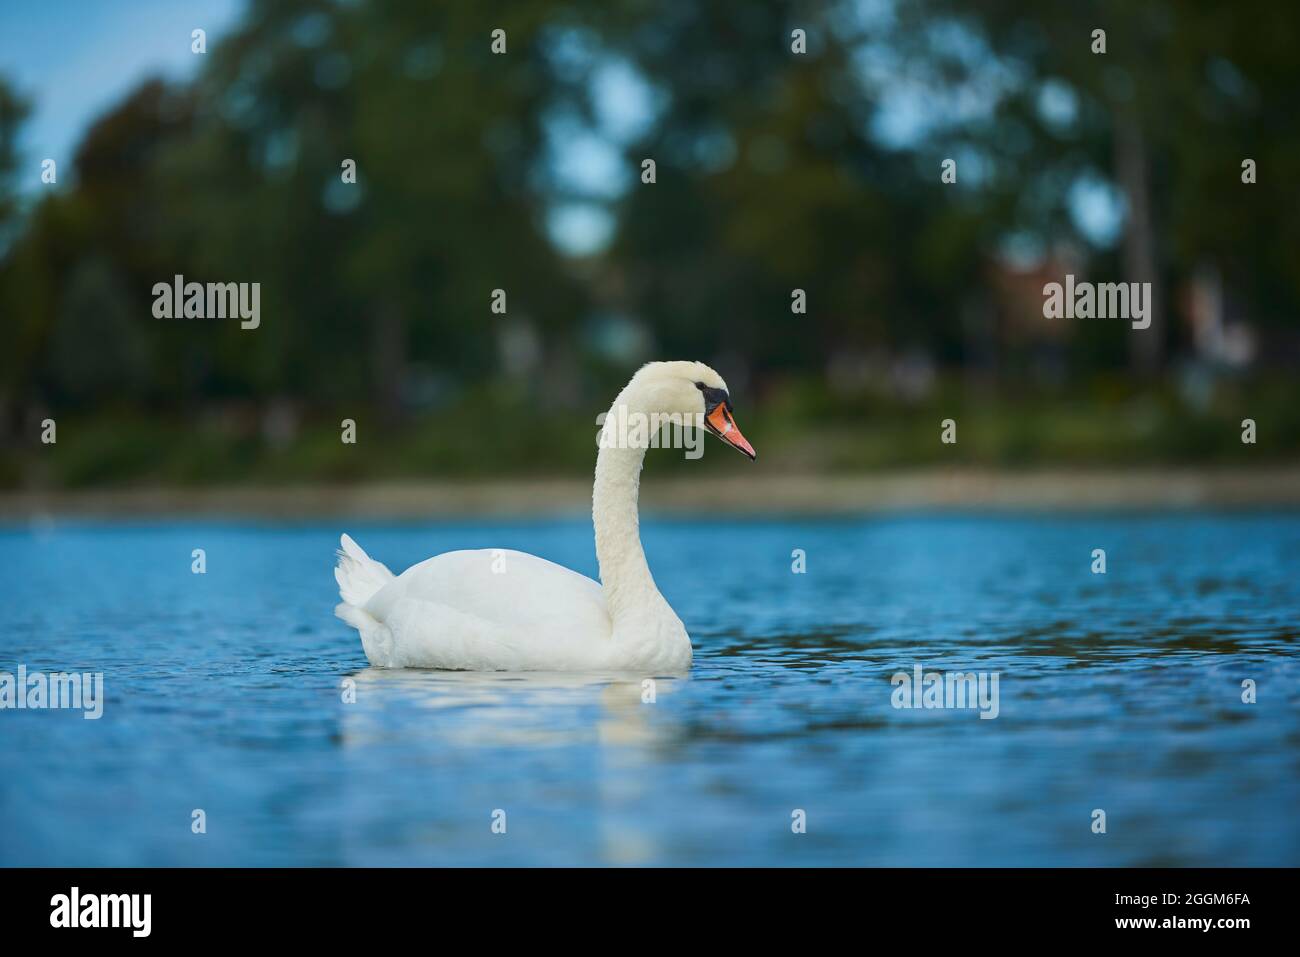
1115;111;1162;375
372;299;406;425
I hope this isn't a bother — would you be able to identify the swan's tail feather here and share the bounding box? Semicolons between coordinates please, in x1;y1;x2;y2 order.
335;534;398;666
334;533;395;608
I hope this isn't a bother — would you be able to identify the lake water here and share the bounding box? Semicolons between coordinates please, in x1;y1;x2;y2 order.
1;513;1297;866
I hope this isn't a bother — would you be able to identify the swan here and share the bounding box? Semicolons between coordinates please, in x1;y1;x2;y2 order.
334;360;756;673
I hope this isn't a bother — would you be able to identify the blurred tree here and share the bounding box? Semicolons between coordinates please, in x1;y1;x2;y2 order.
0;79;55;440
155;0;593;421
891;0;1300;373
591;0;984;383
0;78;26;239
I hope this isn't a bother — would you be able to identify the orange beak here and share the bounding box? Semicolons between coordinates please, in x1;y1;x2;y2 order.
706;403;757;460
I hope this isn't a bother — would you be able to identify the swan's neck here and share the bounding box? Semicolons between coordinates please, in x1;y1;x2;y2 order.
593;408;665;627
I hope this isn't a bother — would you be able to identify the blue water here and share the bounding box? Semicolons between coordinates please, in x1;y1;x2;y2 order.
1;513;1297;866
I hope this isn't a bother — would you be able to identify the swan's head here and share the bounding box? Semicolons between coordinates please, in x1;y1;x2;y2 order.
626;360;756;460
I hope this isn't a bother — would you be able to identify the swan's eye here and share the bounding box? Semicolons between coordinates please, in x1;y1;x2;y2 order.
694;381;705;390
698;384;730;413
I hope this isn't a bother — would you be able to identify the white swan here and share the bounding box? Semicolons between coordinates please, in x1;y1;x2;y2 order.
334;360;756;673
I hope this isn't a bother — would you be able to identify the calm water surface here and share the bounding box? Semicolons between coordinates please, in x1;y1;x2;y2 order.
2;513;1297;866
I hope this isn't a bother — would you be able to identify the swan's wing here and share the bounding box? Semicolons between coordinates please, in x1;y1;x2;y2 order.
368;549;605;624
376;596;530;670
361;550;614;670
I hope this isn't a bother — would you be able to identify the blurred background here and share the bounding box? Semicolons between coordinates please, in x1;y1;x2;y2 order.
1;0;1297;496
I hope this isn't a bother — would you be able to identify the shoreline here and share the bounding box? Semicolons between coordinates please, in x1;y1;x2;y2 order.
2;467;1298;519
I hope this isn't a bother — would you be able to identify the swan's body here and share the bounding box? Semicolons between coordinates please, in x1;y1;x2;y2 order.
334;360;755;674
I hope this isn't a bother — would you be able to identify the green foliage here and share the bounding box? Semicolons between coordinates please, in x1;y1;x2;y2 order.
1;372;1292;489
0;1;1296;486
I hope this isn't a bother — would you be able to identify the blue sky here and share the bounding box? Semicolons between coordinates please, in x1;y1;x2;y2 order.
2;0;243;183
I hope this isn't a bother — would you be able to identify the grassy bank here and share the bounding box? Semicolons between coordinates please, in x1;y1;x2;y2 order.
3;467;1299;520
3;375;1297;491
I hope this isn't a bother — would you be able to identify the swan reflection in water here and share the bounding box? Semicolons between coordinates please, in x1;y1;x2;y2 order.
340;667;682;747
337;668;687;865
